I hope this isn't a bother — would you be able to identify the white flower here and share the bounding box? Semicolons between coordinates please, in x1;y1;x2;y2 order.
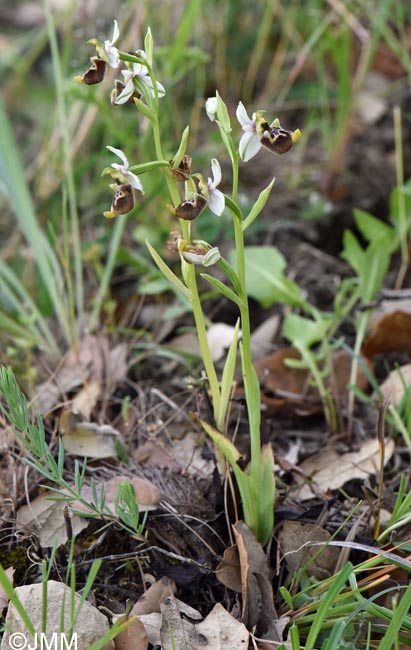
205;96;218;121
104;20;120;69
207;159;225;216
178;238;221;267
106;146;144;193
115;61;165;104
236;101;262;162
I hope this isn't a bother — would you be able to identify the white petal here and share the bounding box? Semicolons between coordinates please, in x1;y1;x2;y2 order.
211;158;222;186
181;251;204;265
239;132;261;162
205;96;217;121
126;171;145;193
236;101;251;128
156;80;166;97
203;247;221;266
208;189;225;216
106;46;120;69
111;20;120;45
115;79;135;104
107;146;128;167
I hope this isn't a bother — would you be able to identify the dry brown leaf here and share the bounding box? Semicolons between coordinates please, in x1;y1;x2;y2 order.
59;410;121;458
195;603;249;649
114;615;148;650
16;495;89;548
170;322;242;362
254;347;371;415
294;438;395;501
377;364;411;406
250;314;280;360
363;310;411;357
216;545;242;593
31;336;128;415
70;476;161;515
130;577;176;617
0;567;14;610
278;521;340;580
232;522;280;643
71;380;101;419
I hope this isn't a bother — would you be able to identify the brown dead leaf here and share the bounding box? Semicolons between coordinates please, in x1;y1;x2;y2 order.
31;336;128;415
216;545;242;593
195;603;249;649
114;616;148;650
71;380;101;419
377;364;411;406
71;476;161;515
278;521;340;580
294;438;395;501
231;522;280;643
16;495;89;547
134;434;215;478
254;347;370;415
59;410;121;458
363;310;411;357
131;577;176;617
0;567;14;610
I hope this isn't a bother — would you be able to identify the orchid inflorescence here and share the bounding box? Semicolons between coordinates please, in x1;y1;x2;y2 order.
77;20;301;543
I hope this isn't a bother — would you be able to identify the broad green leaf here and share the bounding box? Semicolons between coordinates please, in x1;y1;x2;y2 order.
353;208;397;249
341;230;364;277
283;313;332;349
361;236;391;302
230;246;302;308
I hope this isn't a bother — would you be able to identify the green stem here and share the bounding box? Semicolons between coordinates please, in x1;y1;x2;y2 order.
151;117;221;421
347;310;369;436
231;153;261;470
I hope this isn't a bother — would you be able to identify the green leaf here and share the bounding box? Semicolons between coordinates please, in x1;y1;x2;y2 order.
171;125;190;169
341;230;365;278
283;313;332;349
217;319;240;431
230;246;302;308
145;239;191;300
133;97;156;122
242;178;275;232
200;273;242;306
353;208;397;249
216;91;232;134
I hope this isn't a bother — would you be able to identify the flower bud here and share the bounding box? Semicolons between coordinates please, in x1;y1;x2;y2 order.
169;155;192;182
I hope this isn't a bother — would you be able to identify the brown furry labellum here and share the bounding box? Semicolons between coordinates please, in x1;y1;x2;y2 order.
112;184;134;215
173;193;207;221
81;57;107;85
259;122;294;155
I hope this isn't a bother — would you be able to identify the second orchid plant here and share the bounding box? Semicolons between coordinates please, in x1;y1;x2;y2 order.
77;22;301;545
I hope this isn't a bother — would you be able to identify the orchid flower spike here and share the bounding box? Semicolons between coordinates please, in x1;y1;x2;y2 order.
106;146;144;193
